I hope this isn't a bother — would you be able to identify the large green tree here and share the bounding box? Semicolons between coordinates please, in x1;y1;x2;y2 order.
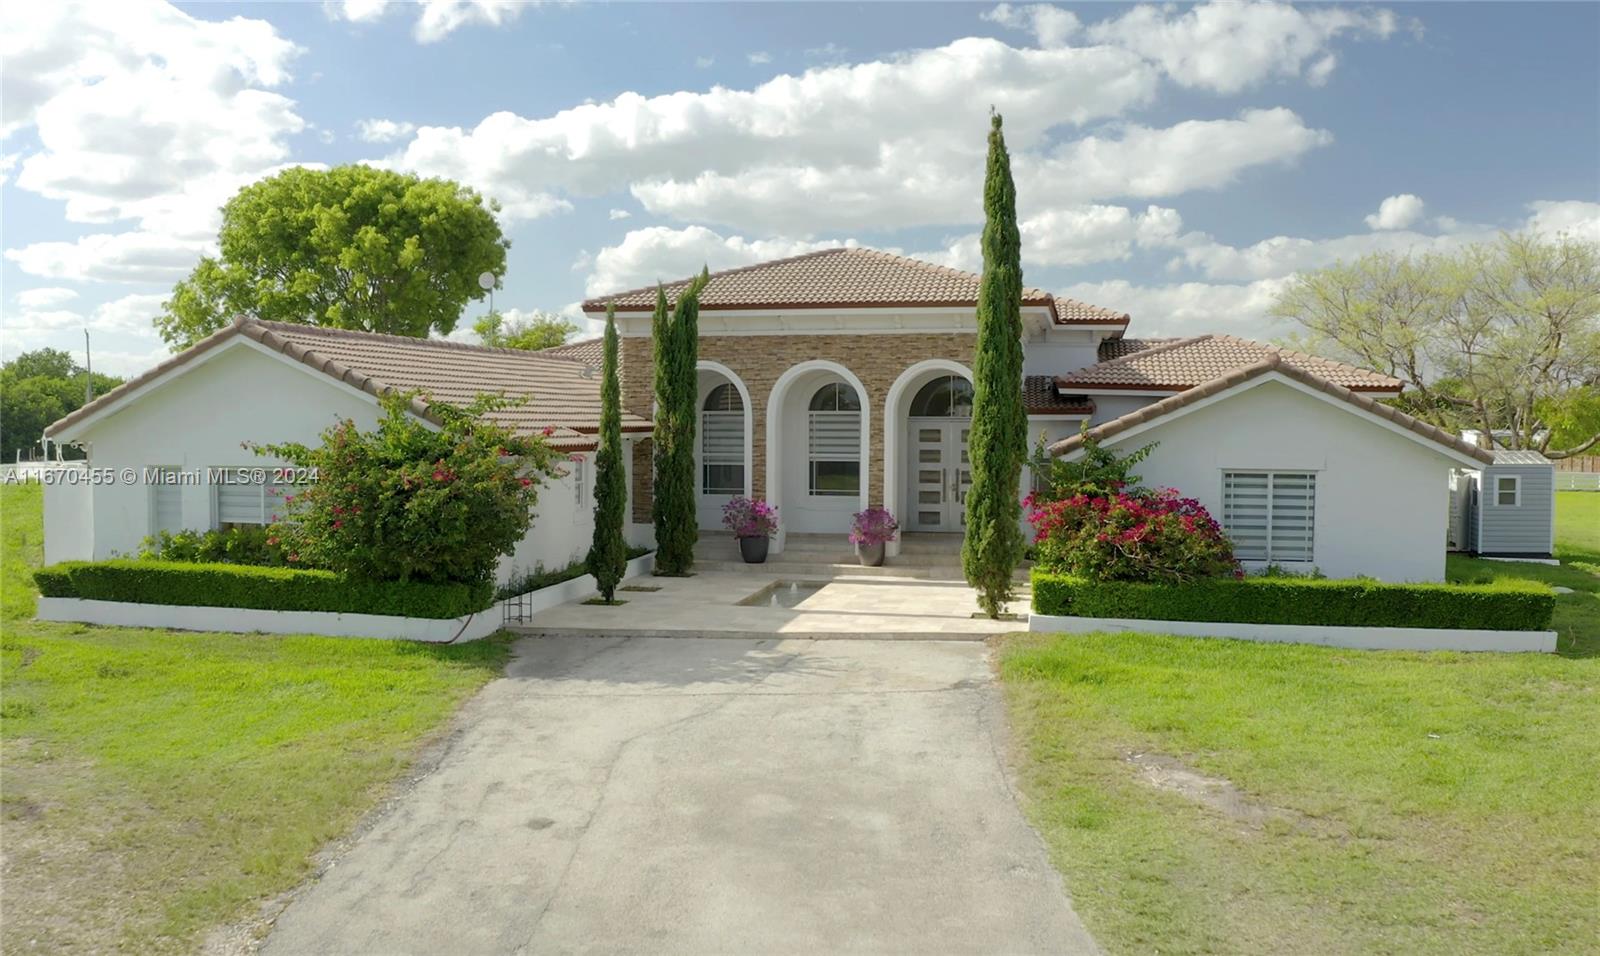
586;304;629;603
651;272;709;575
963;113;1028;618
156;165;508;348
1273;232;1600;457
474;310;577;351
0;349;122;461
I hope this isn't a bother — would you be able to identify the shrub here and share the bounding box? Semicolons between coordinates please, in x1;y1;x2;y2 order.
33;562;85;598
498;546;651;601
139;526;290;566
35;560;492;619
1031;571;1556;632
722;496;779;539
1027;488;1238;583
254;391;561;586
1030;429;1156;502
850;507;899;547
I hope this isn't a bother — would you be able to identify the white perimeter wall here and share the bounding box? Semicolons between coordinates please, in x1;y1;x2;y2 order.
52;339;598;586
1107;379;1457;582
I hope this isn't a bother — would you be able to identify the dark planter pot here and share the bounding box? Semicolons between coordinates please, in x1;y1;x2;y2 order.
739;535;769;564
859;541;886;567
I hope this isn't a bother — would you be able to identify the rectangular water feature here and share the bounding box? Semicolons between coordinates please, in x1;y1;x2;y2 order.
737;581;828;609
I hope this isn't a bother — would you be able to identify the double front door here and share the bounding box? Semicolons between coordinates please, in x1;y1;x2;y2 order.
909;420;972;532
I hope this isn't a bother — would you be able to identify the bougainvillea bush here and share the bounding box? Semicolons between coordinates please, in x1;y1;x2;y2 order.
849;507;899;547
255;392;561;585
722;496;779;539
1026;487;1239;583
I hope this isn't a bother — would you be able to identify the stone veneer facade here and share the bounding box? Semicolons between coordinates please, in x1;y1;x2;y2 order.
622;332;978;522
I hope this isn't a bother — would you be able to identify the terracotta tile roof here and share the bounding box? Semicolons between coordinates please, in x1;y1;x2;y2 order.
46;318;652;452
1024;376;1095;416
540;337;605;368
1053;297;1130;327
1047;352;1493;465
1055;334;1403;393
582;247;1056;313
1097;336;1182;361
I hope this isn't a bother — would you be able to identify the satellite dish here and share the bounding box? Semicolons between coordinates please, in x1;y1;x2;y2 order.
477;271;496;291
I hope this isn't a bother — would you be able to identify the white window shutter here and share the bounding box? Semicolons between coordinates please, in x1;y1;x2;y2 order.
1223;471;1315;563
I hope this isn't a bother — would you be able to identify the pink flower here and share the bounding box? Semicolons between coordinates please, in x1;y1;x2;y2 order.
541;426;555;437
332;519;343;529
519;477;532;487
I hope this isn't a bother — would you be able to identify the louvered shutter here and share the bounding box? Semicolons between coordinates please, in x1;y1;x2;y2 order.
1267;472;1316;562
215;468;264;525
808;411;860;460
1222;472;1270;561
151;468;183;534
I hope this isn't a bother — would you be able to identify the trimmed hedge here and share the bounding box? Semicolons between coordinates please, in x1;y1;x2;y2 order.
33;560;494;620
1032;571;1556;632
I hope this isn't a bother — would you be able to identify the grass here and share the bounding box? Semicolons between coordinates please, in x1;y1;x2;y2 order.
1553;489;1599;560
0;483;512;953
1003;491;1600;954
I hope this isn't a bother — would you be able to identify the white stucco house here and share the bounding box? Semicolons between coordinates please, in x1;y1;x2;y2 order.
42;247;1492;584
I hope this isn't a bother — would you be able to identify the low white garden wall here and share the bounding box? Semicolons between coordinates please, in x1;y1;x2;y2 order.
1028;613;1558;653
38;597;504;643
499;551;656;621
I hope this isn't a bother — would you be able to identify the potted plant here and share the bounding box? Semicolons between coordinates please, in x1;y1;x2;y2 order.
850;507;898;567
722;496;779;563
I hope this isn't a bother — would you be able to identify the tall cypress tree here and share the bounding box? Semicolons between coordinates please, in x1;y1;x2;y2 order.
962;112;1028;618
586;302;628;602
651;272;708;574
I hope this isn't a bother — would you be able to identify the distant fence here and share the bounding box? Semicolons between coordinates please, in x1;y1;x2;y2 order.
0;461;85;481
1554;456;1600;473
1557;472;1600;492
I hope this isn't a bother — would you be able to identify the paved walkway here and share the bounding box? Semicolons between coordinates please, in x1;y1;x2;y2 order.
513;571;1023;640
261;637;1098;955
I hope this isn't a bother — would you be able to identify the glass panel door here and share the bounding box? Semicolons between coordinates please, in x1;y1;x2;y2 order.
907;421;972;531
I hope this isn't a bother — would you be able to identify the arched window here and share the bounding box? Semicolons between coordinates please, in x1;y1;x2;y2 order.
807;381;861;496
909;375;974;417
701;383;744;495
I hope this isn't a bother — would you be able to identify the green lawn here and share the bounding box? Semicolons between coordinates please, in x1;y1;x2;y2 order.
1004;491;1600;955
1554;489;1599;560
0;483;511;953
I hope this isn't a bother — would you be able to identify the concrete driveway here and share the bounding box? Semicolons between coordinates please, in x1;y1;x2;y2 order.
262;637;1098;955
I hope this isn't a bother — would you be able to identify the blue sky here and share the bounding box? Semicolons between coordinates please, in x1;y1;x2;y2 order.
3;1;1596;376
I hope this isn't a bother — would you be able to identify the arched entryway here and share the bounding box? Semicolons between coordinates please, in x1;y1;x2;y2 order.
695;362;752;530
885;360;975;548
766;360;870;549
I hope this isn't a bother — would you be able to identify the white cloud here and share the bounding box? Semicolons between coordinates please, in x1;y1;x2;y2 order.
1365;193;1425;230
584;226;857;297
0;292;172;375
747;51;773;65
1524;200;1600;243
2;3;305;285
1061;277;1298;340
0;151;17;188
1083;1;1402;94
805;42;849;62
925;203;1186;272
15;287;79;309
381;37;1162;229
90;292;170;334
607;208;631;221
982;4;1081;48
327;0;524;43
632;108;1328;234
5;231;209;283
356;118;418;143
694;56;715;69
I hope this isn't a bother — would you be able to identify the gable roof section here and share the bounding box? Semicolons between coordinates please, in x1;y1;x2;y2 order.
1047;352;1493;466
580;246;1063;315
1024;376;1094;416
1097;336;1181;361
540;337;605;367
1056;334;1403;393
46;318;652;451
1052;296;1130;327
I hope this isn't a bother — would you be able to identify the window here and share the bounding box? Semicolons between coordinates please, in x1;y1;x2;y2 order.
212;467;299;528
149;466;182;535
909;375;974;418
1222;471;1316;563
701;384;745;495
1495;475;1520;507
572;457;587;509
808;382;861;496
